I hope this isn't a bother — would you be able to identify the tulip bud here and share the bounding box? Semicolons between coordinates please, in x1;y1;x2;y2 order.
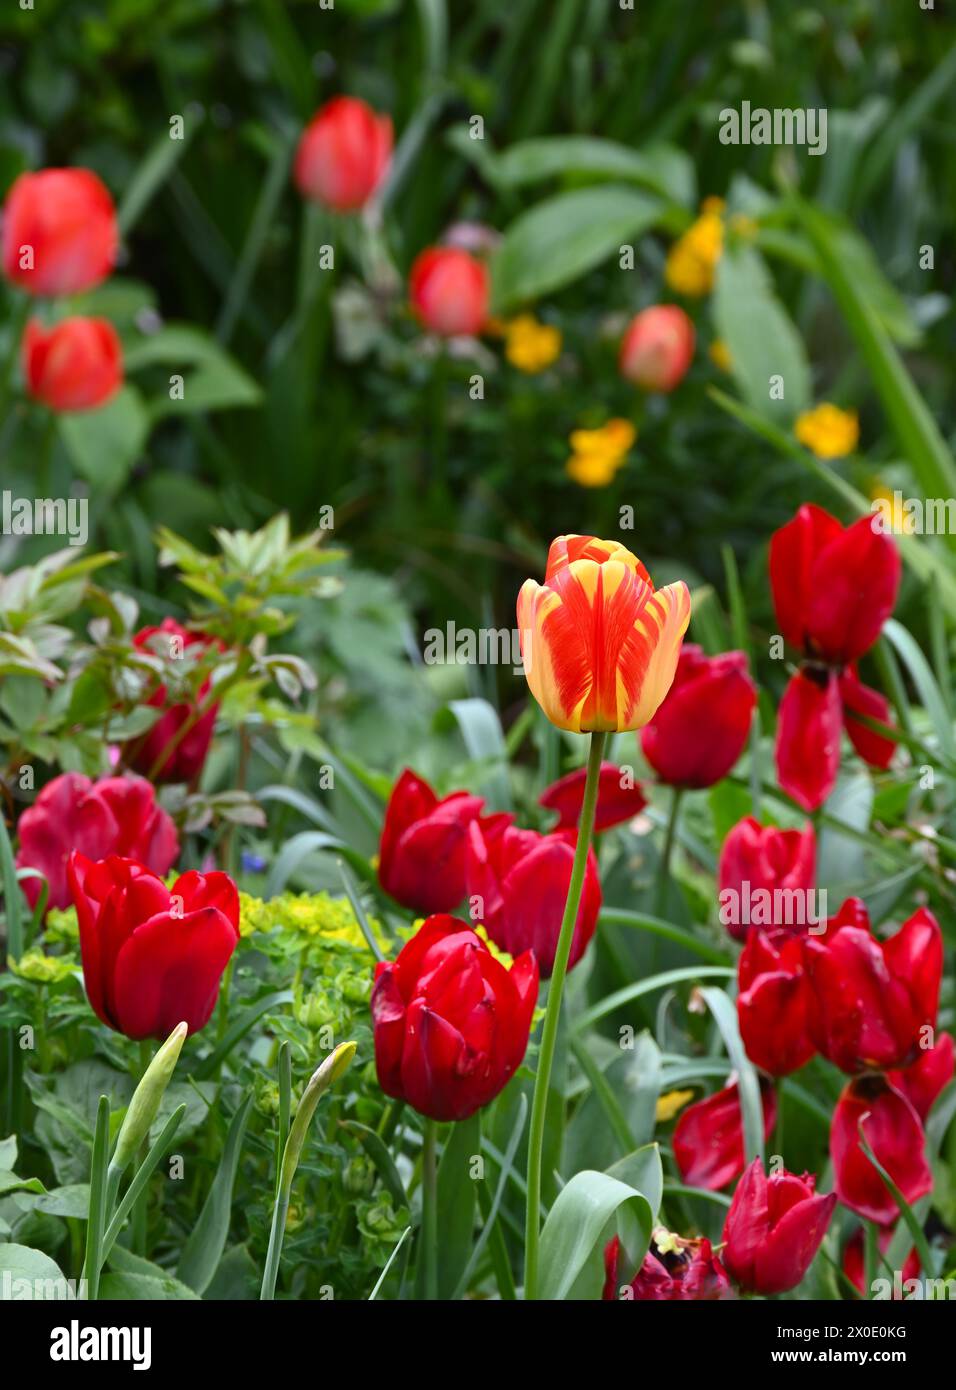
112;1023;188;1173
280;1042;357;1194
409;246;489;337
377;768;496;915
619;304;695;391
2;168;118;296
294;97;392;212
640;646;756;787
23;317;123;412
722;1158;836;1294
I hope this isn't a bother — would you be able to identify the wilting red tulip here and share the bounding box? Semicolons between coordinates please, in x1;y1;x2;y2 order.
775;668;842;811
619;304;695;392
127;618;220;784
839;666;896;769
378;768;503;915
769;504;901;665
409;246;489;337
738;930;815;1076
889;1031;955;1121
843;1227;919;1298
718;816;816;942
673;1078;777;1190
803;898;942;1073
370;914;538;1121
602;1232;730;1301
293;96;393;212
722;1158;836;1295
2;168;118;296
68;853;239;1040
831;1075;932;1225
640;645;756;787
466;820;601;976
22;317;122;412
540;761;647;832
517;535;691;734
15;773;178;913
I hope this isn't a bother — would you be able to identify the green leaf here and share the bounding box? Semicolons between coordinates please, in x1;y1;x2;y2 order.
125;324;262;418
176;1092;253;1295
606;1142;664;1221
698;986;764;1168
713;242;810;422
0;1245;71;1299
103;1246;201;1300
434;1113;480;1299
0;1168;46;1196
436;698;512;811
489;136;694;205
58;386;149;494
537;1170;654;1300
883;618;956;763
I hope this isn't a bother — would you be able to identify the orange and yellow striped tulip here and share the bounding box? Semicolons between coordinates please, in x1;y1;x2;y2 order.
516;535;691;734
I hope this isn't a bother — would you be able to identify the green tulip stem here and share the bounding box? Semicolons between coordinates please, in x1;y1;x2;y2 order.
655;786;683;918
524;729;606;1301
422;1117;439;1300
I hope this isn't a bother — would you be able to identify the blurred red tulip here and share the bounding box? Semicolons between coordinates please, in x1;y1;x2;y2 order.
602;1232;731;1301
718;815;816;941
839;666;896;769
775;668;842;811
769;504;900;665
843;1227;919;1298
293;96;392;211
409;246;489;337
803;898;942;1073
889;1031;954;1121
22;317;122;412
722;1158;836;1295
673;1078;776;1190
370;914;538;1121
466;820;601;976
738;930;815;1076
16;772;178;913
619;304;695;391
539;761;646;832
2;168;118;296
640;645;756;788
68;853;239;1040
127;618;220;785
831;1075;932;1225
378;768;502;915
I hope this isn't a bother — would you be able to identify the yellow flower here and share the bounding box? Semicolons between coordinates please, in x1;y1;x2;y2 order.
870;483;906;533
565;417;636;488
665;202;725;297
504;313;563;373
795;403;859;459
700;196;726;215
655;1088;695;1123
708;338;733;372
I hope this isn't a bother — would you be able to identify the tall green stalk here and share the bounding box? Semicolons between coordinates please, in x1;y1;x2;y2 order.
524;729;606;1300
422;1118;439;1300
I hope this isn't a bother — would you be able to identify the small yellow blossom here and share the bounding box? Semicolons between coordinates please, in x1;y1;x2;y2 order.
504;313;562;373
565;418;636;488
795;403;859;459
665;202;724;297
9;948;77;984
655;1088;695;1123
708;338;733;373
870;483;907;533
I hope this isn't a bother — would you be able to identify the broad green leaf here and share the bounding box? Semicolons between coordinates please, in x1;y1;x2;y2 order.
58;386;149;494
537;1170;654;1300
177;1093;253;1295
713;242;810;422
698;986;765;1168
0;1245;71;1299
490;136;694;206
434;1112;480;1299
606;1142;664;1221
436;697;511;811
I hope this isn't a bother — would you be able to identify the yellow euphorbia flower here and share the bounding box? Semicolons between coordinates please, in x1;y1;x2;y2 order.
708;338;733;372
504;313;562;373
795;403;859;459
565;418;636;488
665;201;725;297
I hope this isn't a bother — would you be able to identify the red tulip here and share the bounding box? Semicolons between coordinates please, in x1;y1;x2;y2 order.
539;761;647;832
127;619;220;784
2;168;118;296
803;898;942;1073
15;773;178;913
68;853;239;1040
718;816;816;942
22;317;122;412
738;930;815;1076
293;96;392;212
775;668;842;811
602;1232;731;1301
619;304;695;392
831;1075;932;1225
370;914;538;1121
409;246;489;337
843;1227;919;1298
722;1158;836;1295
378;768;503;915
889;1031;954;1121
769;504;901;665
466;820;601;976
839;666;896;769
640;645;756;788
673;1078;777;1191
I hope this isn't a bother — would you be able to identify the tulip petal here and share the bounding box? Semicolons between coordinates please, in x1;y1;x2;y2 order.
775;668;842;811
112;905;239;1040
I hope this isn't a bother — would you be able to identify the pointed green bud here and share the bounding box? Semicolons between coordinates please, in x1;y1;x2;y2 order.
279;1041;356;1195
112;1023;188;1174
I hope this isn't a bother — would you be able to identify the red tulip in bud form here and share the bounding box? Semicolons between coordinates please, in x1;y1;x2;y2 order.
769;504;901;665
843;1227;919;1298
775;667;842;811
22;317;122;412
293;96;393;211
126;618;221;784
465;820;601;977
718;816;816;942
370;914;538;1121
539;761;647;832
2;168;118;296
737;930;815;1076
602;1232;731;1301
722;1158;836;1295
831;1075;932;1225
672;1078;777;1190
803;898;942;1073
15;772;179;913
409;246;489;337
640;645;756;788
839;665;896;769
377;768;502;915
68;853;240;1040
619;304;695;392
